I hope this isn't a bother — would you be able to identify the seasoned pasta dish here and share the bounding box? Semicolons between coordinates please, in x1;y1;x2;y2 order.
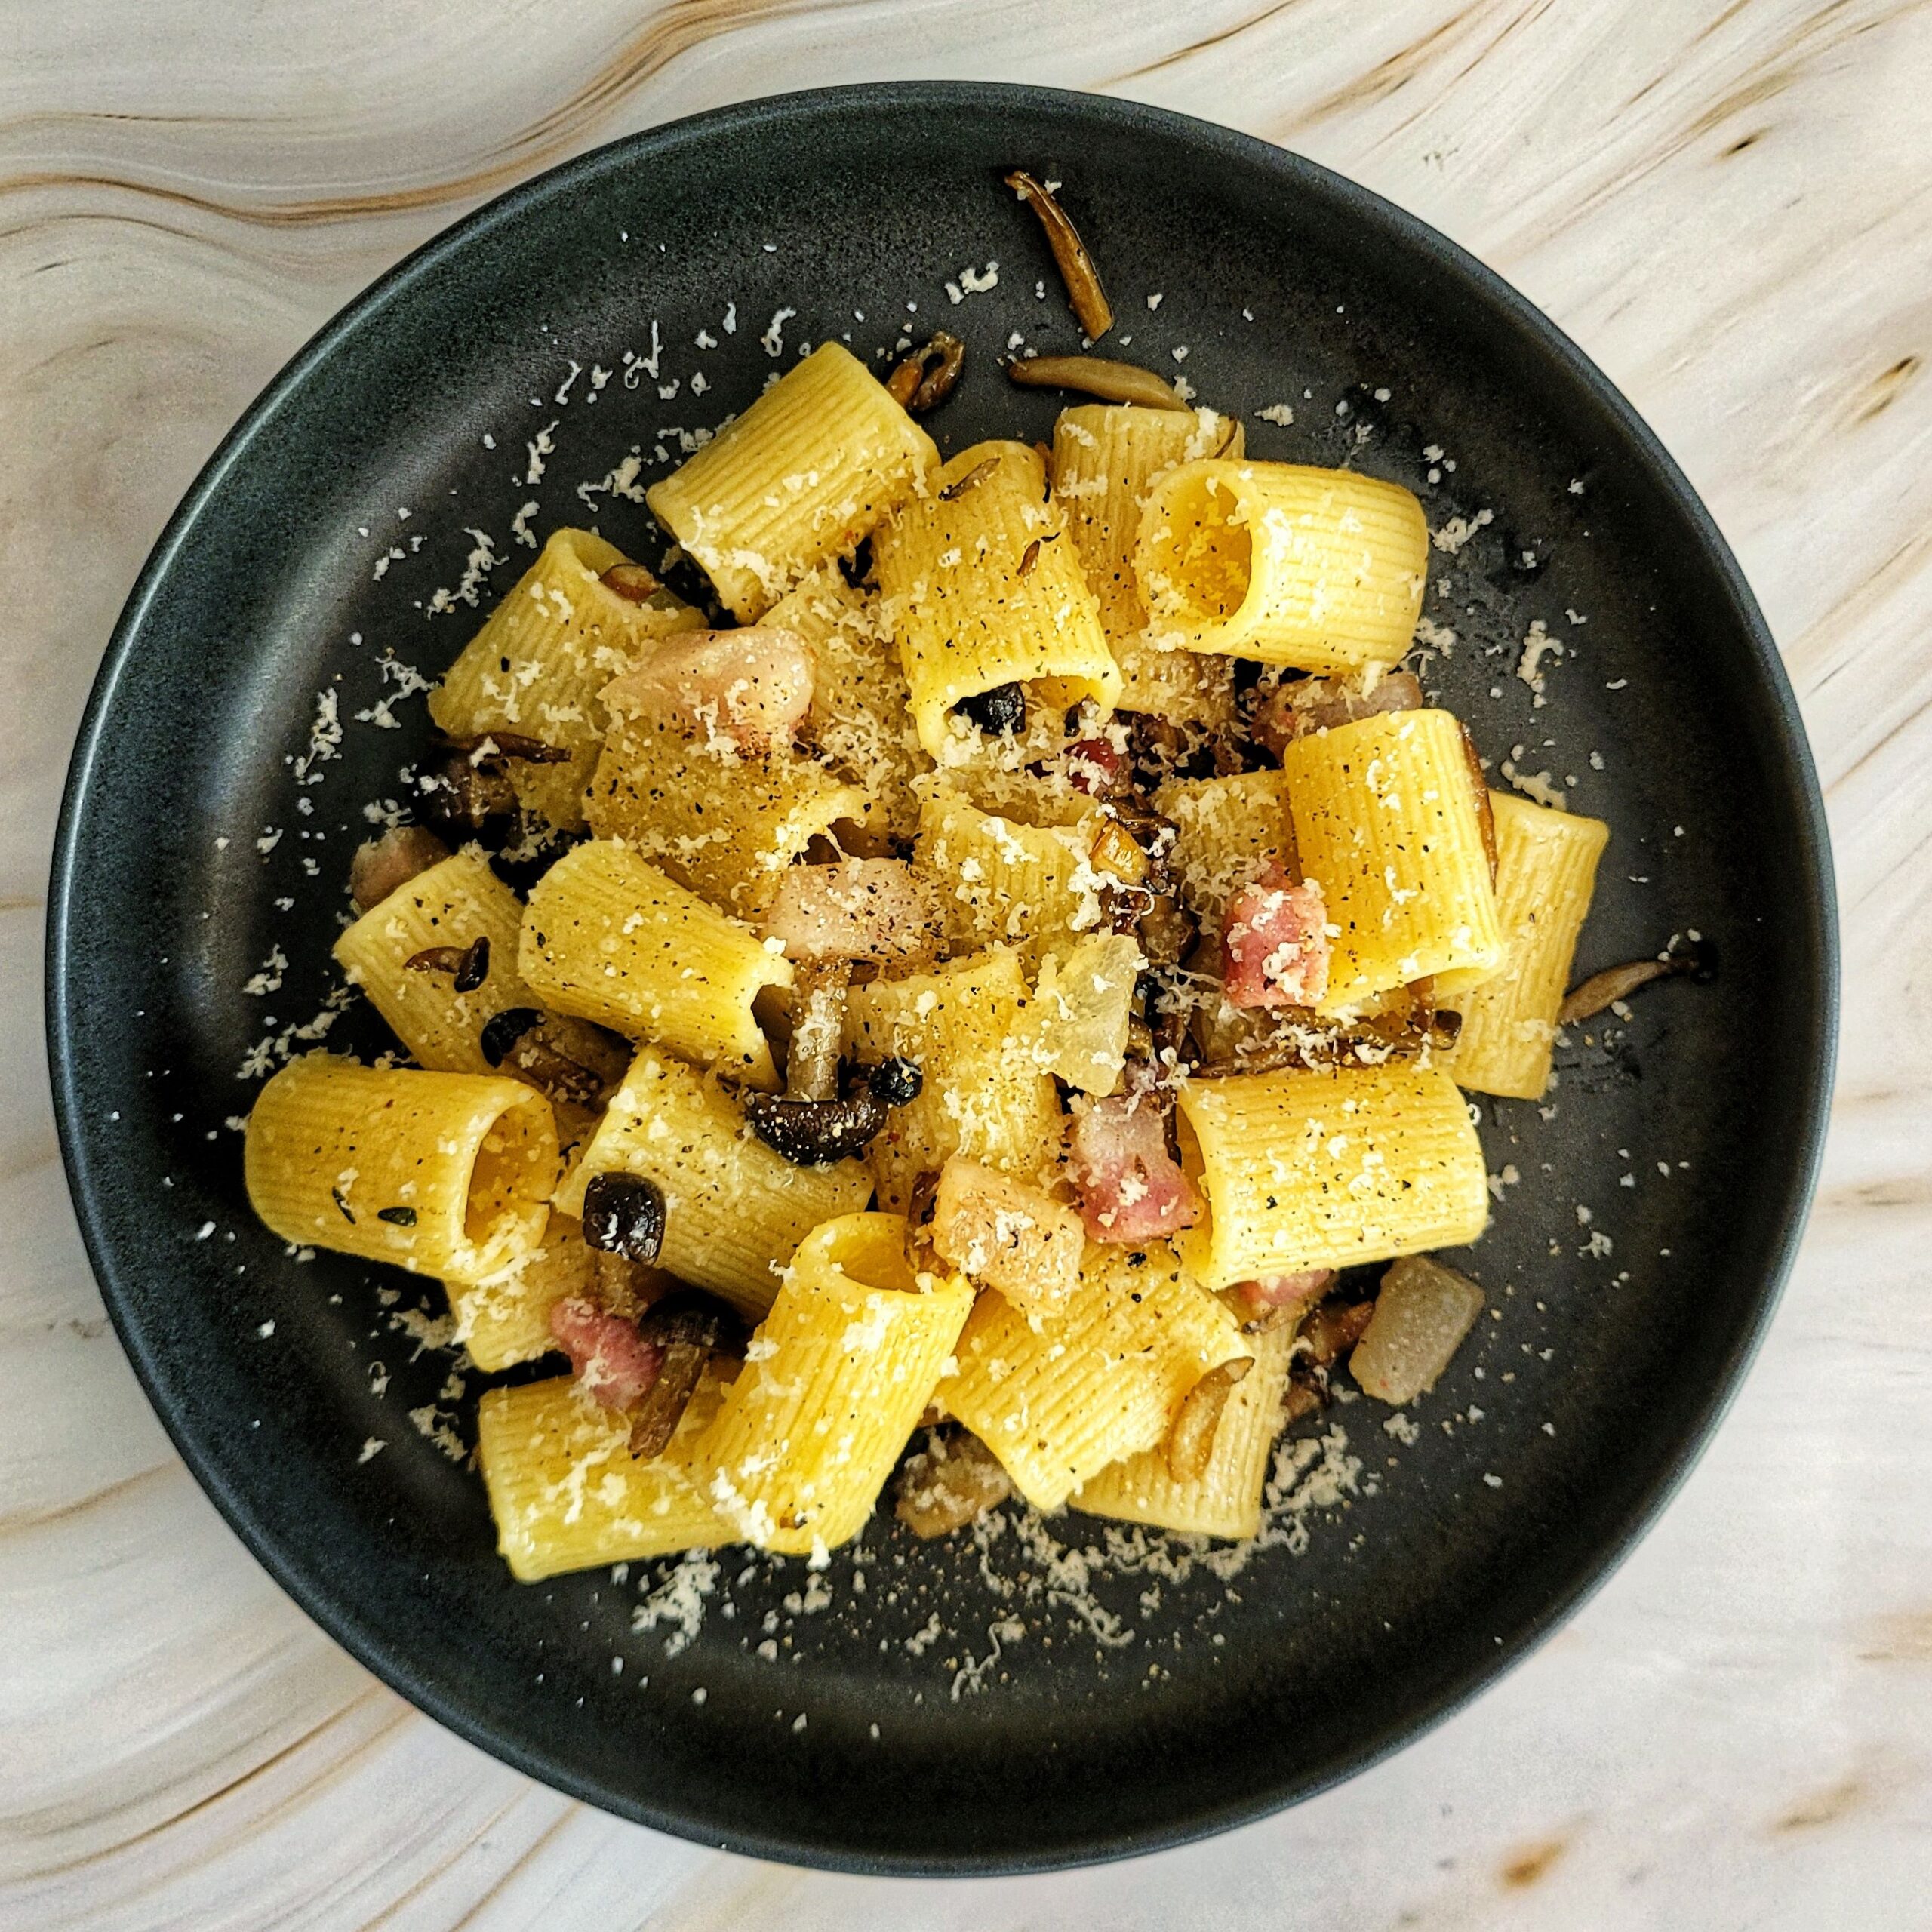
243;177;1689;1587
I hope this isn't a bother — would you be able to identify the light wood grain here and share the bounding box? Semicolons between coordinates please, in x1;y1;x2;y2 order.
5;2;1930;1926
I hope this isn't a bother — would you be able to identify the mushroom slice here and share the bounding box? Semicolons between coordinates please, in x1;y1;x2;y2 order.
580;1171;667;1266
1004;170;1112;339
1299;1298;1376;1367
628;1293;742;1460
1558;938;1717;1024
1005;353;1188;411
884;331;965;413
1164;1358;1253;1483
785;963;851;1103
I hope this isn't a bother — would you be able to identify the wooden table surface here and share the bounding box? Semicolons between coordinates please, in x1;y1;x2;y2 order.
5;3;1929;1925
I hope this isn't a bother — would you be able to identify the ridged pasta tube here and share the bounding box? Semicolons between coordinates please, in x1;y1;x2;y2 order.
875;440;1121;758
478;1371;733;1581
945;1240;1251;1511
1135;458;1427;672
762;570;931;843
332;851;539;1075
449;1212;596;1373
646;343;939;620
586;710;870;918
244;1055;557;1283
1051;403;1241;727
1280;709;1504;1013
1445;792;1610;1100
518;838;792;1089
844;947;1062;1215
1071;1317;1296;1540
1174;1062;1487;1291
693;1214;974;1555
428;528;702;830
1154;767;1300;935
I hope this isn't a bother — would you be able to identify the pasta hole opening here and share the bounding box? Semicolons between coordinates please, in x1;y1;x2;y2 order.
798;1211;925;1295
1149;470;1252;627
464;1096;558;1247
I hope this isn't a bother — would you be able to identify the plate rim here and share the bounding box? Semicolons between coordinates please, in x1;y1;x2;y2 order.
44;78;1840;1876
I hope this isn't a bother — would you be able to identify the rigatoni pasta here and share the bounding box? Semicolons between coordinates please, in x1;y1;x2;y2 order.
1051;402;1241;727
763;570;930;843
1445;792;1611;1099
1136;458;1428;671
428;528;701;830
244;1054;557;1283
518;838;792;1088
694;1214;974;1554
331;851;537;1075
844;948;1063;1214
914;781;1117;970
1154;767;1299;934
945;1241;1250;1511
1279;708;1504;1012
1072;1318;1295;1540
478;1369;734;1581
875;440;1121;757
586;707;870;918
646;343;938;620
1174;1063;1488;1291
449;1214;598;1373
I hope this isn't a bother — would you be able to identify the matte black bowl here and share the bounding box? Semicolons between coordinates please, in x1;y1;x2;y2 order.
48;83;1835;1874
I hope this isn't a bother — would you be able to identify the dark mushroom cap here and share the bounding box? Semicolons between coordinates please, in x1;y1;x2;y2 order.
581;1172;668;1264
743;1091;888;1166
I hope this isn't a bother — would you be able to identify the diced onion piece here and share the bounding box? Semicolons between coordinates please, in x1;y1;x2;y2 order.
1349;1255;1484;1404
929;1155;1084;1315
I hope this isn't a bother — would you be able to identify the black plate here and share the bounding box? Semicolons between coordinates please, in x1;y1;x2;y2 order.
47;83;1835;1874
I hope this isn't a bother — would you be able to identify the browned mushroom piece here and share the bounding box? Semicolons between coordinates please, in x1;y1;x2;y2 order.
590;1248;675;1318
348;825;451;914
445;728;571;764
627;1293;743;1460
1003;171;1113;339
895;1429;1013;1538
1004;353;1188;411
1458;721;1498;884
938;457;999;503
1165;1357;1253;1482
784;962;851;1103
884;331;966;414
1557;937;1717;1024
1279;1375;1325;1428
404;934;491;993
421;752;519;838
1137;892;1199;971
599;561;662;604
1300;1299;1377;1367
481;1008;630;1108
743;1090;885;1167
